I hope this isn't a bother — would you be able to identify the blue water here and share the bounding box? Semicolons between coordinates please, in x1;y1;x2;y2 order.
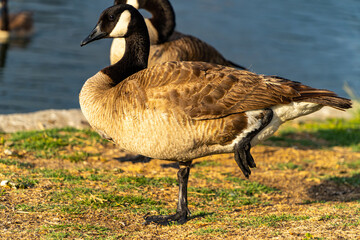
0;0;358;114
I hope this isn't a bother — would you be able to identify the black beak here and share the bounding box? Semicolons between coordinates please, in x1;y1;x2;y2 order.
81;24;108;47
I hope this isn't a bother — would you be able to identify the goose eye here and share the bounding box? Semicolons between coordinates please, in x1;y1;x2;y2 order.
108;15;115;21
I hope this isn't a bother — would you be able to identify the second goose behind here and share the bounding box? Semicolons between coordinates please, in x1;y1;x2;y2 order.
111;0;247;69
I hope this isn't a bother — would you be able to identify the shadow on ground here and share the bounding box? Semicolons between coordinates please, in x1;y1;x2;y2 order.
307;173;360;202
115;154;152;164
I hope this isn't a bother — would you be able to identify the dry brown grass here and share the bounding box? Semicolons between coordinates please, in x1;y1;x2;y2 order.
0;125;359;239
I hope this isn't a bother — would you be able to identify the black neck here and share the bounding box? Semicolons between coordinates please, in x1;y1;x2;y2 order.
142;0;175;43
102;25;150;85
1;0;9;31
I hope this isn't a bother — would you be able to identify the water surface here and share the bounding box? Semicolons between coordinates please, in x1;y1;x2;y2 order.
0;0;358;114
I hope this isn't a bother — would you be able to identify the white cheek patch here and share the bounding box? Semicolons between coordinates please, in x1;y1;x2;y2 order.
109;10;132;37
126;0;139;9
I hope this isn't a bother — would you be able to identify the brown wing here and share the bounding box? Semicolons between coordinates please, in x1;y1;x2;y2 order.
126;61;318;120
149;31;246;69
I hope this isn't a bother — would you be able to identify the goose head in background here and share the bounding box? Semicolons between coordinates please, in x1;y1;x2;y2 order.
81;4;351;225
114;0;175;44
111;0;247;69
0;0;33;43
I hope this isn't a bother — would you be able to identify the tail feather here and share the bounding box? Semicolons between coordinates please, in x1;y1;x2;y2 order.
267;76;352;111
299;95;352;111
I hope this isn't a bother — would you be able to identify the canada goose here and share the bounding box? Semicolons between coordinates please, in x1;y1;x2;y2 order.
0;0;33;42
80;4;351;225
111;0;247;69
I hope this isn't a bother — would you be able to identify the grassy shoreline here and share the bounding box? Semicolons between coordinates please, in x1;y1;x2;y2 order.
0;113;359;239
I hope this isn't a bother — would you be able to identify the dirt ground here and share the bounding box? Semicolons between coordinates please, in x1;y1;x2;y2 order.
0;128;359;239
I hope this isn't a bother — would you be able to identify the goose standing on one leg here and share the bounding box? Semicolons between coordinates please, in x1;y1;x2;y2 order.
80;4;351;225
111;0;247;69
0;0;33;41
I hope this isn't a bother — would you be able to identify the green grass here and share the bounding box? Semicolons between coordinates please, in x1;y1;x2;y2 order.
13;176;38;189
318;214;338;221
225;176;278;195
189;187;260;207
0;189;6;197
191;211;217;222
16;204;56;213
32;169;84;183
327;173;360;187
193;227;228;235
116;176;178;189
87;173;112;181
188;180;275;208
273;162;304;171
44;223;111;232
8;127;107;160
303;233;324;240
49;187;161;211
16;204;39;212
302;117;360;150
41;223;113;239
342;159;360;169
268;116;360;151
237;214;310;228
186;174;277;208
62;152;100;162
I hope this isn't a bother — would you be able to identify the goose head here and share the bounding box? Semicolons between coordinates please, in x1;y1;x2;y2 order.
81;4;150;79
81;4;145;46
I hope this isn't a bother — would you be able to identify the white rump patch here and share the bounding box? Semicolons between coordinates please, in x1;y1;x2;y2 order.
251;102;322;145
109;10;132;37
227;102;323;148
272;102;322;122
126;0;139;9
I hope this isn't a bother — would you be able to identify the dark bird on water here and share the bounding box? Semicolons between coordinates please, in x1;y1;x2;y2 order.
0;0;33;42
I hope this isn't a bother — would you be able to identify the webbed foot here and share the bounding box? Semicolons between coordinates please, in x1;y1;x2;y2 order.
234;142;254;178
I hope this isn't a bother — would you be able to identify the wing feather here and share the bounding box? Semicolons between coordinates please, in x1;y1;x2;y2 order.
125;61;349;120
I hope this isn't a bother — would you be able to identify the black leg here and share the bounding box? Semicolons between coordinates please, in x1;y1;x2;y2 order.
144;161;192;225
234;109;273;178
